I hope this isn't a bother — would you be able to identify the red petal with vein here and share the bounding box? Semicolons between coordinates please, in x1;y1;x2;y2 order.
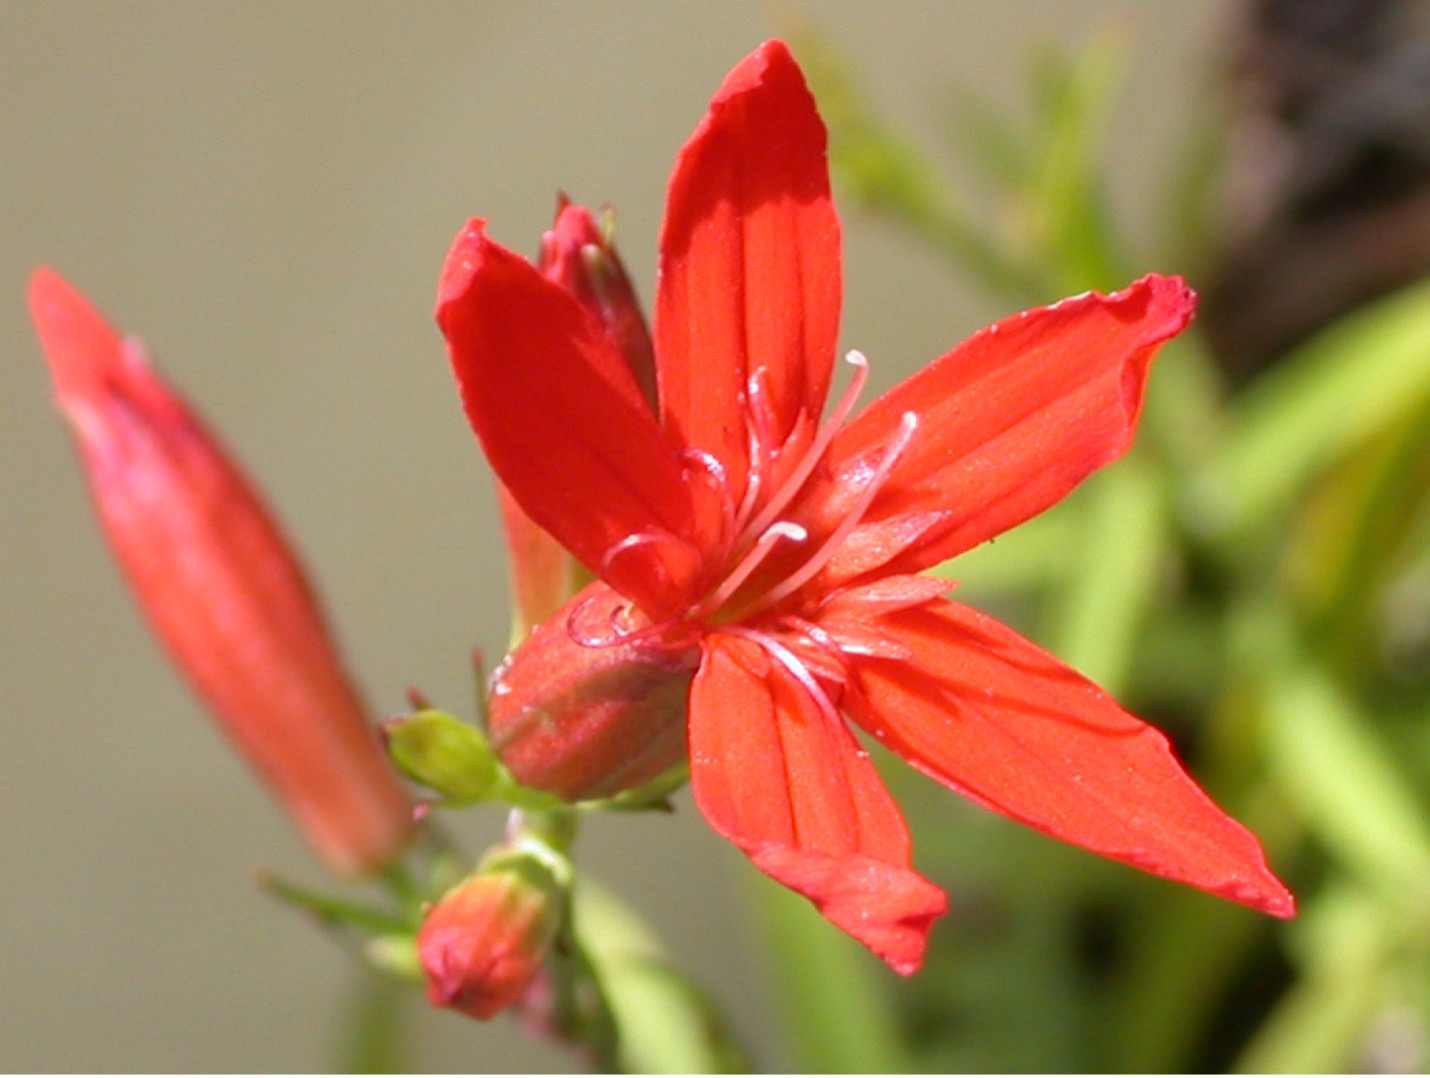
844;599;1294;917
438;221;697;615
823;275;1194;578
30;269;412;876
656;39;841;500
689;633;947;973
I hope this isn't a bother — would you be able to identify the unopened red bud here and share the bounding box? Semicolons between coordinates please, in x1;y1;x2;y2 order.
496;200;656;642
538;197;657;412
29;269;412;876
419;848;566;1021
487;582;695;802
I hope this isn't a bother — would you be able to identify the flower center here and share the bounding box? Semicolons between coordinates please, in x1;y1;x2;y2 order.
571;351;916;651
691;351;917;623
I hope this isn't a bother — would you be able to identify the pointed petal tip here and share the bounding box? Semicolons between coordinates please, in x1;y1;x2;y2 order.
1233;872;1297;920
27;267;132;406
434;217;491;318
752;847;948;975
27;265;65;308
1122;272;1198;339
718;38;801;97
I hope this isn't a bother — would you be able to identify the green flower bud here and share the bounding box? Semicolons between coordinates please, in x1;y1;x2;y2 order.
384;709;499;802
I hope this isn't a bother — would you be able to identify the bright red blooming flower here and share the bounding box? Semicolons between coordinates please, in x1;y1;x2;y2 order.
437;40;1293;972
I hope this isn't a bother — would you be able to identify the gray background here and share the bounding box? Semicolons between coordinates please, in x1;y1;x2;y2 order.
2;2;1226;1070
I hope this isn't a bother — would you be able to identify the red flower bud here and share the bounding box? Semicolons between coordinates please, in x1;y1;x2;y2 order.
29;269;413;875
495;200;656;641
487;582;695;801
538;197;657;412
418;851;565;1021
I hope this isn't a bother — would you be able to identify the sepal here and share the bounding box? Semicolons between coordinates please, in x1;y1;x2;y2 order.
383;709;500;804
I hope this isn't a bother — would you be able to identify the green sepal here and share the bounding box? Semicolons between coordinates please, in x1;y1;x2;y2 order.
384;708;499;803
255;868;410;936
578;762;690;813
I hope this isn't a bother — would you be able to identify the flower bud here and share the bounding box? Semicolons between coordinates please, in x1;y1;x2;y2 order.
538;197;657;412
383;708;499;803
496;199;655;644
418;845;567;1021
487;582;695;801
29;269;412;875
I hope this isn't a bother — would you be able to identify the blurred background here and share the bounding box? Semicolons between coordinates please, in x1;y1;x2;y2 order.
5;0;1429;1072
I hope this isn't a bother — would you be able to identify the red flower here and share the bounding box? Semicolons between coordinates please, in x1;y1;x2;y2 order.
437;40;1293;972
29;269;413;876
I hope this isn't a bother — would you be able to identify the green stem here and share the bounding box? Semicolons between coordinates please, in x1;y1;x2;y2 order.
332;969;412;1074
753;875;911;1073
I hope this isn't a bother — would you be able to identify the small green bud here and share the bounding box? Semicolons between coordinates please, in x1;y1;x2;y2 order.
384;709;499;802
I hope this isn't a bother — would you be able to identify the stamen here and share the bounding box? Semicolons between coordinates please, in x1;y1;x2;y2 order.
565;586;698;652
694;520;807;619
720;625;845;730
760;410;918;607
565;589;634;648
734;367;779;529
681;447;737;553
779;612;913;662
736;351;870;547
601;528;703;585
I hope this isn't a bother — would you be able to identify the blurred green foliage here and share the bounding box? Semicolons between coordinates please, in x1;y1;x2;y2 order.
757;24;1430;1074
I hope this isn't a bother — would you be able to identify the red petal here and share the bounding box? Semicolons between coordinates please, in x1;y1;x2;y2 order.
844;599;1295;918
438;221;699;616
30;270;412;876
495;482;582;641
689;633;947;973
822;275;1194;577
655;40;841;502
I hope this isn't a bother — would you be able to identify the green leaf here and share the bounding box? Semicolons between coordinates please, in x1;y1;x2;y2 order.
751;872;911;1073
256;869;410;936
1050;454;1168;695
574;878;750;1074
1234;886;1389;1073
1024;30;1130;292
1262;661;1430;909
1199;277;1430;541
331;969;413;1074
935;498;1083;596
939;81;1031;193
786;26;1042;301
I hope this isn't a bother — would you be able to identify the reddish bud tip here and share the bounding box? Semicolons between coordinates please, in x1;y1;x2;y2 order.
538;200;658;413
418;852;565;1022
